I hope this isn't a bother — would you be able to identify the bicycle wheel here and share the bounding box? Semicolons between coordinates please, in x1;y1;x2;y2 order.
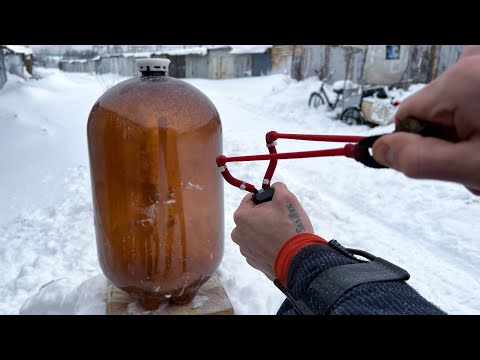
340;107;365;125
309;92;324;108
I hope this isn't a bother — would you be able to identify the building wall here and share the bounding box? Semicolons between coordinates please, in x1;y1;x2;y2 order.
61;56;140;77
251;52;271;76
0;50;6;89
4;53;25;78
150;54;187;78
56;45;467;85
298;45;464;86
398;45;432;85
434;45;465;77
61;53;214;79
208;49;228;79
208;49;252;79
398;45;465;87
58;47;272;80
328;46;349;83
348;48;367;84
301;45;326;79
363;45;410;85
60;60;97;73
290;45;365;83
271;45;293;75
96;56;138;77
167;55;186;78
186;54;208;78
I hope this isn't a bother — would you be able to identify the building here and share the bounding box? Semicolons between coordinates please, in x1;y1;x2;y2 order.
0;46;6;89
285;45;465;87
57;45;466;86
296;45;366;83
59;45;273;80
2;45;34;79
202;45;272;79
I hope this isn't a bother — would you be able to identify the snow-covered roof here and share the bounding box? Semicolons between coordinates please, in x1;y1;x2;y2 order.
229;45;272;54
3;45;33;55
162;47;208;56
57;45;274;64
206;45;231;50
122;52;154;58
58;59;85;64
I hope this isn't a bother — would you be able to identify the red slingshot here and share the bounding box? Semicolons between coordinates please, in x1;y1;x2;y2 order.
216;131;368;194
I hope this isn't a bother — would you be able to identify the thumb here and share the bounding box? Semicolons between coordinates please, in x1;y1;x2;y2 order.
373;132;480;186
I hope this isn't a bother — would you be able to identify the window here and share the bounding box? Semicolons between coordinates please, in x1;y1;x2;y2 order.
386;45;400;60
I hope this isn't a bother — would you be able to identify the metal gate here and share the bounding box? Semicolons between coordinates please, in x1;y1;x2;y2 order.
322;46;366;84
252;53;271;76
167;55;186;78
186;54;208;78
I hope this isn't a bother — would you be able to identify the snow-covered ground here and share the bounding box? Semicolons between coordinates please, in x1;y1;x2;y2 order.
1;69;480;315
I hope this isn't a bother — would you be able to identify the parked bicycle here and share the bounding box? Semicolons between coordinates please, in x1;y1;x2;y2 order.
308;69;341;110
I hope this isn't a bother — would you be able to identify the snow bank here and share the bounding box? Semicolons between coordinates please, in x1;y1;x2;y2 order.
20;275;107;315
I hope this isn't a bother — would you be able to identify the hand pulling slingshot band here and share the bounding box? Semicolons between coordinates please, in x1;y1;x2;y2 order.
216;117;456;205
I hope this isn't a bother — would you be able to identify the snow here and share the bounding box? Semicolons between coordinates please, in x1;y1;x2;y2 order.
65;59;88;63
53;45;272;67
230;45;272;54
2;70;480;315
121;52;153;58
162;47;208;56
61;47;208;64
4;45;33;55
333;79;359;91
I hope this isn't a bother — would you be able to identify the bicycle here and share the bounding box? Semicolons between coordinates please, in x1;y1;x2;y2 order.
308;69;342;110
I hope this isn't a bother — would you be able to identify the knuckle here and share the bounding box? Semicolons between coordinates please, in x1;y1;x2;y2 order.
283;190;299;205
233;209;245;225
271;182;288;195
272;183;296;203
245;258;258;269
240;247;249;257
272;181;287;189
230;227;238;243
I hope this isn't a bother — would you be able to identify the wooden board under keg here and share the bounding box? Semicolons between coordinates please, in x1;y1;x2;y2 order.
106;273;234;315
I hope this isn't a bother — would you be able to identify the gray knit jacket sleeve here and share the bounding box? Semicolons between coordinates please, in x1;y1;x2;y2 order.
277;243;446;315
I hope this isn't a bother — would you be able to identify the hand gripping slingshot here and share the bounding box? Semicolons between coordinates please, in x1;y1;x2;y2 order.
216;117;453;205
